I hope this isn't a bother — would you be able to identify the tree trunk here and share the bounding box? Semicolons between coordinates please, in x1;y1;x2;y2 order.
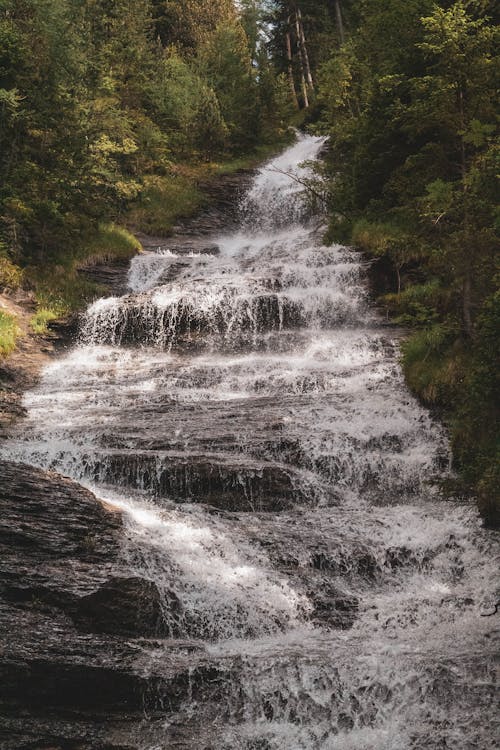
333;0;345;45
286;31;299;109
463;270;473;338
296;8;314;91
293;11;309;107
293;15;309;108
456;79;474;338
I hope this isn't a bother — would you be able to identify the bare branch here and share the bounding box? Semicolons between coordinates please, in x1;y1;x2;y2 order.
265;165;328;203
432;211;447;225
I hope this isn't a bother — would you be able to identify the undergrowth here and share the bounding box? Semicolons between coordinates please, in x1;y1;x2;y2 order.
0;256;23;290
26;223;141;321
387;280;499;526
0;310;20;356
126;173;205;236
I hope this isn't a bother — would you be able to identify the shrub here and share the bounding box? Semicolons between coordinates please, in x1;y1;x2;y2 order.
0;257;23;290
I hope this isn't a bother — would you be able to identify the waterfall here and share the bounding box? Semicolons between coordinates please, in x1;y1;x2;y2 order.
2;133;498;749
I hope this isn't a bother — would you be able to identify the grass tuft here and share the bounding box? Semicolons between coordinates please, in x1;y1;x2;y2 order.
351;219;407;255
75;223;142;267
0;310;20;356
30;307;59;334
27;223;142;321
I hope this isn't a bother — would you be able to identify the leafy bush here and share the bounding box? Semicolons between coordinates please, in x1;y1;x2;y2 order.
401;324;460;405
0;256;23;290
379;279;441;326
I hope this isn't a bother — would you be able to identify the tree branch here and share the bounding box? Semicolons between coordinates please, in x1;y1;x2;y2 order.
266;165;328;203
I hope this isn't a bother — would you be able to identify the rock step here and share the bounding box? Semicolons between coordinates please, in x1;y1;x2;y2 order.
81;293;305;349
82;450;306;511
0;461;230;747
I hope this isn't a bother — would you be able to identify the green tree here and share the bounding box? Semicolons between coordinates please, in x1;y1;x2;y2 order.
198;19;259;150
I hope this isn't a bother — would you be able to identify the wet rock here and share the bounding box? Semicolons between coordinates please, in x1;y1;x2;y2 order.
47;313;82;347
173;171;255;236
0;387;27;434
167;243;220;256
307;581;359;630
81;291;305;350
78;256;132;296
0;594;228;746
0;603;154;714
311;549;378;579
0;460;121;565
74;576;181;637
85;450;300;511
0;460;233;747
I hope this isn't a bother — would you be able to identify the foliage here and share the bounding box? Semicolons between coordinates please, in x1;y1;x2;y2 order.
29;308;58;335
197;19;259;150
0;0;292;276
0;256;23;290
309;0;499;523
380;280;442;327
0;310;20;356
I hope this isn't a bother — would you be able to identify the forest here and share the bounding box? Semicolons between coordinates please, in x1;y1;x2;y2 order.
0;0;499;524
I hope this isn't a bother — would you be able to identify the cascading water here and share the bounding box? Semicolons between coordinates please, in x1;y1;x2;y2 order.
2;134;498;749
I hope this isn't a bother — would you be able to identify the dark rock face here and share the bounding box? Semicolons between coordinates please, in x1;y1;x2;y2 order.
82;291;305;350
0;460;121;560
74;576;180;637
0;460;223;749
78;256;133;297
83;451;301;511
308;583;359;630
0;460;362;748
172;171;255;236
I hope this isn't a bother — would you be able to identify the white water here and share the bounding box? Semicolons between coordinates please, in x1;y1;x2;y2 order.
2;134;499;748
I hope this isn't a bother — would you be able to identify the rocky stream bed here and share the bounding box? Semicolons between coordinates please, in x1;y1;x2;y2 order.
0;136;498;750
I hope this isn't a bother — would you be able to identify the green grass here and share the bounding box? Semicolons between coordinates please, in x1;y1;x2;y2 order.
29;307;59;334
74;223;142;268
126;174;205;236
27;223;142;321
0;310;20;356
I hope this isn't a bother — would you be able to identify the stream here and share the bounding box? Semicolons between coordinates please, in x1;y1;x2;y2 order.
2;135;499;749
